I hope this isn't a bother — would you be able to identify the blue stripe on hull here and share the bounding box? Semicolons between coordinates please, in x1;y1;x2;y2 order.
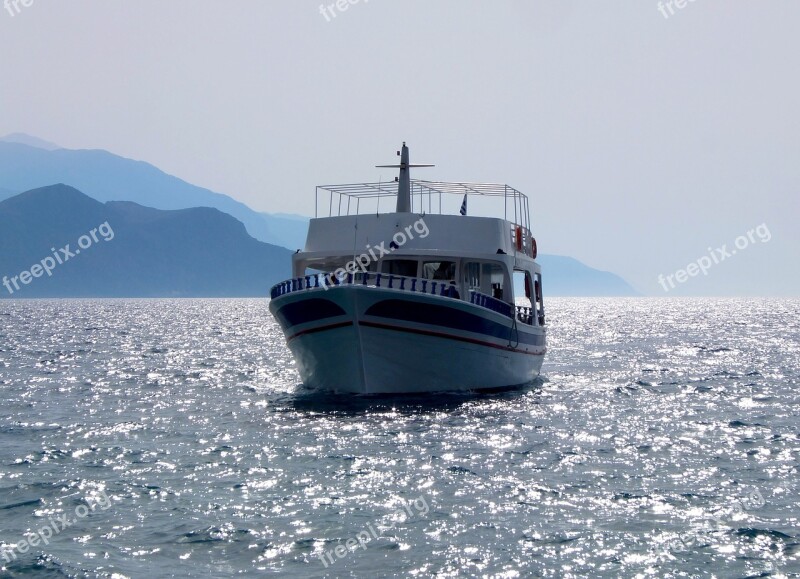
364;299;545;347
274;298;346;328
359;320;545;356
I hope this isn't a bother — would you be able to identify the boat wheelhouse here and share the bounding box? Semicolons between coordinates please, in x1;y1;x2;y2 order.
269;143;546;394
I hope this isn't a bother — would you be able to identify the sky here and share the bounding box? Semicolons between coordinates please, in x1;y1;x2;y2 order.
1;1;797;295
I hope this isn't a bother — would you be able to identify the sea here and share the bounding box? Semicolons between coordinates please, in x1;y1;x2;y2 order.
0;298;797;578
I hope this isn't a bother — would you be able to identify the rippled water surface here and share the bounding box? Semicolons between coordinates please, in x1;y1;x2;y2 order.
0;298;798;578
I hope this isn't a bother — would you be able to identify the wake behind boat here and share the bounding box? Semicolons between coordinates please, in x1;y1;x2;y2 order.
269;143;546;394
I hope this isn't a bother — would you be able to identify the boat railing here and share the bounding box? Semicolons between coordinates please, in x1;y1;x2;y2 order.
270;273;523;322
515;306;534;326
315;180;531;234
510;223;536;258
270;271;461;300
468;291;513;319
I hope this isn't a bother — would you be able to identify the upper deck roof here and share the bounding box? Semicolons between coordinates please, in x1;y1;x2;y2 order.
315;180;531;232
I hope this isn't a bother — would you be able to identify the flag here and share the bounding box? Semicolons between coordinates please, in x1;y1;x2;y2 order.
459;194;467;216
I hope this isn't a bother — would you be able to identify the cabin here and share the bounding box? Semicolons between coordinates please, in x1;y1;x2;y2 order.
282;180;546;328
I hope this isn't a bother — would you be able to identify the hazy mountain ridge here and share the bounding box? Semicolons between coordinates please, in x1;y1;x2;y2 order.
0;187;17;201
0;132;61;150
260;212;310;251
0;185;292;298
0;135;638;296
536;255;639;297
0;139;303;248
0;185;637;298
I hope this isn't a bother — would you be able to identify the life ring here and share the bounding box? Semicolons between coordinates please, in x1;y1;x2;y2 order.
531;237;538;259
515;226;523;251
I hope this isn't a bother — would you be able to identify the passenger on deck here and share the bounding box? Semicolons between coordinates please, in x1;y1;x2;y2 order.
492;284;503;300
449;281;460;299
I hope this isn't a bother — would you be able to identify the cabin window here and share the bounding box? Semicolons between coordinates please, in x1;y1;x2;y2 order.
423;261;456;281
464;262;481;290
535;272;545;325
513;271;533;308
484;263;506;300
382;259;418;277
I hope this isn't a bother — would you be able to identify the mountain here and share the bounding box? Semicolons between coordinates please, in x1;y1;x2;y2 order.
0;187;17;202
0;137;638;296
260;212;310;251
536;254;639;296
0;141;306;248
0;185;292;298
0;186;635;298
0;133;61;150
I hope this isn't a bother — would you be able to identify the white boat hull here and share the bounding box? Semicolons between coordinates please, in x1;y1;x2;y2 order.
269;285;545;394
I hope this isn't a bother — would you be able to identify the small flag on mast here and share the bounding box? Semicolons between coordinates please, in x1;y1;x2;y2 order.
459;194;467;216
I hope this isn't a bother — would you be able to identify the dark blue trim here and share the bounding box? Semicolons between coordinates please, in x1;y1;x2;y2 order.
364;299;545;346
360;321;545;356
469;291;513;318
287;321;353;342
275;298;346;329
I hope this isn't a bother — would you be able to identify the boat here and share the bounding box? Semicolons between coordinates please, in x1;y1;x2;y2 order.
268;143;546;394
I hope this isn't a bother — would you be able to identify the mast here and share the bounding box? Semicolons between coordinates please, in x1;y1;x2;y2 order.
376;142;434;213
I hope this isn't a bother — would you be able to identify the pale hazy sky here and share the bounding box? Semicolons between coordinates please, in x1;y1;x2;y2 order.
1;1;797;295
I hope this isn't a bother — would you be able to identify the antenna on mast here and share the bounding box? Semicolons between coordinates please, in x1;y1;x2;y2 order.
376;142;434;213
